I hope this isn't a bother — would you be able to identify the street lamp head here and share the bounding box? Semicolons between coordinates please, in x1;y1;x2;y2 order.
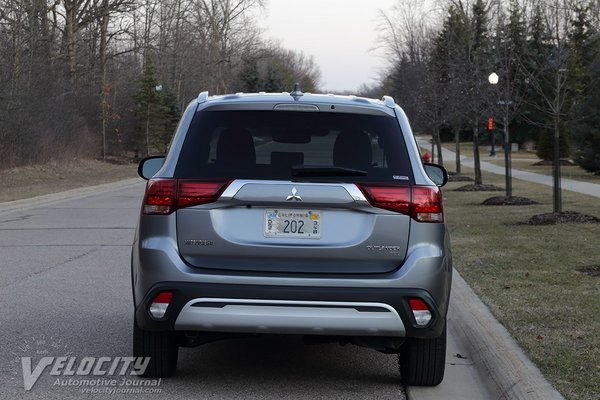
488;72;499;85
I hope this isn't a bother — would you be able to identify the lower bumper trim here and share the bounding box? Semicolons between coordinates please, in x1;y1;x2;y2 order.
174;298;406;336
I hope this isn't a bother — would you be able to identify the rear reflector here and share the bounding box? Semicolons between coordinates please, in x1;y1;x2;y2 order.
149;291;173;319
143;179;231;215
408;298;432;326
357;184;443;223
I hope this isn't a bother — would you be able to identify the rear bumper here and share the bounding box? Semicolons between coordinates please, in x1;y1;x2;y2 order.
135;282;446;338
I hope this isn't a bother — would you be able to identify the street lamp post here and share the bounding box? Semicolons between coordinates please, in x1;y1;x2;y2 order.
488;73;498;157
489;123;496;157
488;72;512;198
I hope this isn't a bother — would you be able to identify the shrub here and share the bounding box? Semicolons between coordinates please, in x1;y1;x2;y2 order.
536;128;571;160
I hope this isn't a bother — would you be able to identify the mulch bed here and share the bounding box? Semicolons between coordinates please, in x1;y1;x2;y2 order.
519;211;600;225
447;173;474;182
454;183;503;192
576;266;600;277
481;196;539;206
533;160;575;166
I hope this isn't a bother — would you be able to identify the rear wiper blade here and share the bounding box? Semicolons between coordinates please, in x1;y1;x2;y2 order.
291;166;368;177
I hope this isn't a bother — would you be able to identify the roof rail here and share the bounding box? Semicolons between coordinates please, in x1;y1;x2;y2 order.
382;95;396;108
197;91;209;103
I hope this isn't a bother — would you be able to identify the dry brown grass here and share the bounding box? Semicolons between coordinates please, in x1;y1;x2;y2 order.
0;159;137;203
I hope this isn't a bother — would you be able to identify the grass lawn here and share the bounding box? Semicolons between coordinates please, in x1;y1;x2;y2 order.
443;166;600;400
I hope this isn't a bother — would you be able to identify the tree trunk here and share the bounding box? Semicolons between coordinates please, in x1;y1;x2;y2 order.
473;125;482;185
63;0;77;80
454;126;461;174
553;117;562;213
434;126;444;166
99;0;110;159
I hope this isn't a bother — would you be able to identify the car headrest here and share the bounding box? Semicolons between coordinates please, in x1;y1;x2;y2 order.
333;129;372;171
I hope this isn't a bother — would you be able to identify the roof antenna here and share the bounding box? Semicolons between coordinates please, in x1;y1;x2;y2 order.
290;83;303;101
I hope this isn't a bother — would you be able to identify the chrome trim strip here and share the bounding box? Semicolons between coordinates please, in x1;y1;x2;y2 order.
220;180;369;204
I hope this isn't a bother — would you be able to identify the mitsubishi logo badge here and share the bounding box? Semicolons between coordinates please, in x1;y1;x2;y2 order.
286;187;302;201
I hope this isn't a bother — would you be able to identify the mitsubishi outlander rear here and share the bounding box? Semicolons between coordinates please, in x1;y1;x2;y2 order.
131;88;452;386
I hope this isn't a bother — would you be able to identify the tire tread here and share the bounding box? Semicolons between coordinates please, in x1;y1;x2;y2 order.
398;324;446;386
133;320;178;377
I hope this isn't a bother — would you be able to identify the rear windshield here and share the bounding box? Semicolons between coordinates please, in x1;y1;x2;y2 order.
175;110;413;183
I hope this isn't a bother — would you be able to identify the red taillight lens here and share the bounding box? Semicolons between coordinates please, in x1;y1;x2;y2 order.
408;298;429;311
152;291;173;304
178;181;229;208
143;179;177;215
143;179;230;215
357;185;411;214
357;184;443;223
412;187;444;223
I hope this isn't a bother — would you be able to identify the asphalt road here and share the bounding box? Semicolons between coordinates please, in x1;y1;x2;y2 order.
0;181;406;400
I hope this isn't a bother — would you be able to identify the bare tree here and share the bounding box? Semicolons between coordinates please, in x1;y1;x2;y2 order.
518;0;574;212
376;1;446;165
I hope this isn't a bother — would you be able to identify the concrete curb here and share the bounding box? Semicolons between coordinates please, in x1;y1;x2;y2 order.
0;178;143;214
441;271;563;399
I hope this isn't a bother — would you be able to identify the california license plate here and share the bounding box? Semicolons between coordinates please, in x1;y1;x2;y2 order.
264;209;321;239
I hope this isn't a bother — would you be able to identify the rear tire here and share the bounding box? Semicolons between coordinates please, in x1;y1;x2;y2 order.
398;324;446;386
133;319;178;377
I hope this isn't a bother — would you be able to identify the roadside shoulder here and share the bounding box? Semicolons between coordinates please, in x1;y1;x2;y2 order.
0;178;143;214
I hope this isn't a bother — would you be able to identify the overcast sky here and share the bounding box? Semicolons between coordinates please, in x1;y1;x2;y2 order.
259;0;398;93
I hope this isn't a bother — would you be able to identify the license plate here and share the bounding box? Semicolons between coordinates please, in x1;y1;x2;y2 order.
264;209;321;239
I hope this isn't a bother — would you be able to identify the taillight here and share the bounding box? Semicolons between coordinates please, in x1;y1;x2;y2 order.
408;298;432;326
143;179;177;215
412;187;444;223
358;185;411;214
143;179;230;215
357;184;443;223
178;181;229;208
149;291;173;319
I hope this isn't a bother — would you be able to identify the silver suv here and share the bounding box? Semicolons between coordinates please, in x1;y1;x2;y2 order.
132;88;452;386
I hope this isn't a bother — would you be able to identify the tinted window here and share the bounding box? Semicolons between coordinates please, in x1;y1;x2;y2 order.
175;110;413;183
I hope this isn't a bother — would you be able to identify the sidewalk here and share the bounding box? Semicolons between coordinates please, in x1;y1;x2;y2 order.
419;138;600;198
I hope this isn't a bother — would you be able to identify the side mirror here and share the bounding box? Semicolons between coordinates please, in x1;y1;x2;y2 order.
424;163;448;187
138;156;165;180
